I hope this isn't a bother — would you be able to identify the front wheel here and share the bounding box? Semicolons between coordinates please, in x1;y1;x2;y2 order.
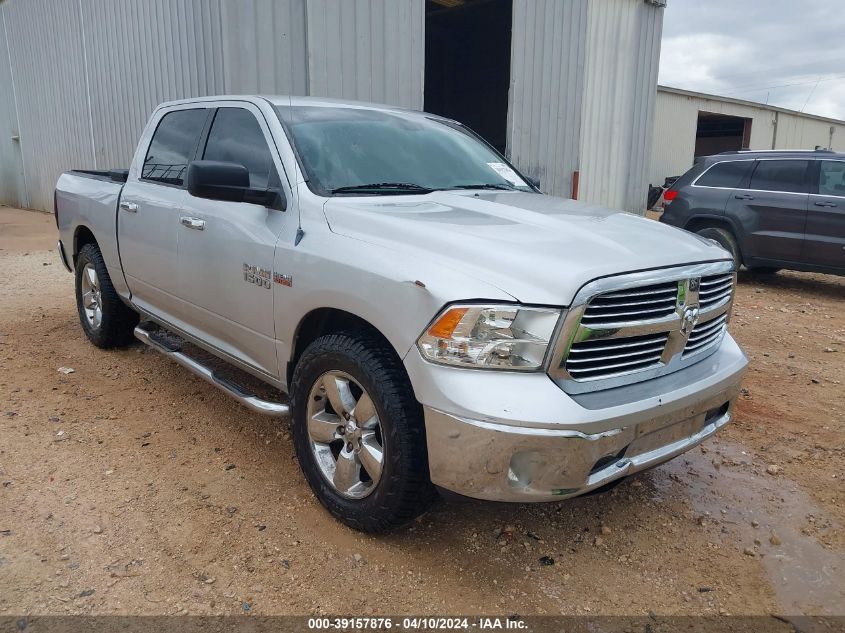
290;332;436;532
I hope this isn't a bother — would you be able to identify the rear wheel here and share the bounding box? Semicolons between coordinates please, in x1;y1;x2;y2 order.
74;243;138;348
290;331;436;532
696;227;741;270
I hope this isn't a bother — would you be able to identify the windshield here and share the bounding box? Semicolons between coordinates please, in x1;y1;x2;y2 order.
275;105;533;195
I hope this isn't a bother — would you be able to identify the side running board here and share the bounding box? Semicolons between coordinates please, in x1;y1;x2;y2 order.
134;324;290;417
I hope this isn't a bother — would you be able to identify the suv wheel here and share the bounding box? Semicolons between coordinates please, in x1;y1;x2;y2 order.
290;332;437;532
696;227;741;269
74;243;139;348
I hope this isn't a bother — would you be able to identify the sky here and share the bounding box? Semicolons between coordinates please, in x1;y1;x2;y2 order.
659;0;845;121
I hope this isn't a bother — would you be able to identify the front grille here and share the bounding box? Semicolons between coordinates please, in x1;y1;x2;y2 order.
683;314;727;357
698;273;733;311
550;262;737;394
565;332;668;380
579;281;678;328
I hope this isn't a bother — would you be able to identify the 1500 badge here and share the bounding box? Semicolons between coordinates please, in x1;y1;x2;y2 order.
243;263;271;289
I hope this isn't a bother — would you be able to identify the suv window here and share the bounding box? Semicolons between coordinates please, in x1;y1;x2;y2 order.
142;109;207;186
203;108;275;189
748;160;809;194
819;160;845;197
696;160;754;188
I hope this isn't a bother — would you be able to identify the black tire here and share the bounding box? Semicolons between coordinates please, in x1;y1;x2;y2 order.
696;227;741;269
290;331;437;532
74;243;139;348
749;266;780;274
647;185;663;210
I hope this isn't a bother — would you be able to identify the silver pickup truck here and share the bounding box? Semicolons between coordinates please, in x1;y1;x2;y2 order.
55;95;748;532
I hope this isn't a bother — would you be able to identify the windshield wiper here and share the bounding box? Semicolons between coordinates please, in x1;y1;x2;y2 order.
330;182;435;194
451;183;517;191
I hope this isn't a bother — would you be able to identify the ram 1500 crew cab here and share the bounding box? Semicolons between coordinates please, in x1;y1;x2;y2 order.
55;96;748;532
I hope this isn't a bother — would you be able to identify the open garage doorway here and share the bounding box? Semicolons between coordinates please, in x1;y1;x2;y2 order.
424;0;513;153
694;112;752;158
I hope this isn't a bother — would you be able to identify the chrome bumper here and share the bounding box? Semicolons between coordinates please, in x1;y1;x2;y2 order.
409;335;747;502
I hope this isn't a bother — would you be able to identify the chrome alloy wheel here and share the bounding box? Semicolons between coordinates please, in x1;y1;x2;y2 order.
306;370;385;499
80;263;103;329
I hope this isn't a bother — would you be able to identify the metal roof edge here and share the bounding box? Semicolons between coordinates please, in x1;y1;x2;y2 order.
657;85;845;127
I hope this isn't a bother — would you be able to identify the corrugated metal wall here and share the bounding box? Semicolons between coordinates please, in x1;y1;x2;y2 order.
0;0;236;211
81;0;229;170
649;87;845;185
776;111;842;150
220;0;308;95
306;0;424;108
507;0;587;200
0;9;27;207
508;0;663;211
578;0;663;212
1;0;663;213
2;0;94;212
0;0;421;212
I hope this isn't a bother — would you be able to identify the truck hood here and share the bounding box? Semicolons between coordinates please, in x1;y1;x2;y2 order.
323;191;729;305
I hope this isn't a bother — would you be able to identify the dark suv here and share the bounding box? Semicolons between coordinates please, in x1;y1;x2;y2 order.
660;149;845;276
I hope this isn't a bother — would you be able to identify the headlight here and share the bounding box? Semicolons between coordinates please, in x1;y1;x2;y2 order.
417;304;562;370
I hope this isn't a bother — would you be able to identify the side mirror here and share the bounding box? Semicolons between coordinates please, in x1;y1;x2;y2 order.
186;160;286;210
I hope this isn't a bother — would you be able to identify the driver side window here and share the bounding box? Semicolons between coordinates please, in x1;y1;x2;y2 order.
203;108;276;189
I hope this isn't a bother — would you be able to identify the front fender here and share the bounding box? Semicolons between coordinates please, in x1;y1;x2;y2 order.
272;225;514;384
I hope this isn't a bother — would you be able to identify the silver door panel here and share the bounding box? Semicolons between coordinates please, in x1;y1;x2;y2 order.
176;196;285;376
117;179;185;322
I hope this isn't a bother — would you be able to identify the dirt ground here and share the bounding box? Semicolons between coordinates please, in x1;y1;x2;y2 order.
0;205;843;618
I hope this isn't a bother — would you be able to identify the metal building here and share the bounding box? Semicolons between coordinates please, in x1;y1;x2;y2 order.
649;85;845;186
0;0;664;214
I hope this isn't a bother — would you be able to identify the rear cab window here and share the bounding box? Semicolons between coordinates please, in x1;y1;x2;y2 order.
142;109;208;186
748;160;810;194
695;160;754;188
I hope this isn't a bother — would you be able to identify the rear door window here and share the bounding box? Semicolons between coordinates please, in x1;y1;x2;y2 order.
748;160;809;194
202;108;275;189
818;161;845;197
142;109;207;186
696;161;754;188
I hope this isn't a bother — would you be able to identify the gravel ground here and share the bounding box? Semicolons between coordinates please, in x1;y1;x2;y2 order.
0;205;843;617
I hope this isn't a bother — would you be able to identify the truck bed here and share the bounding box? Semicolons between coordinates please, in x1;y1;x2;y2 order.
55;170;127;291
69;169;129;183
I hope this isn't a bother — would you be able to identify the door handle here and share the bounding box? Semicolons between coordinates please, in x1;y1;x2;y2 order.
734;194;754;200
180;216;206;231
814;200;838;207
119;201;138;213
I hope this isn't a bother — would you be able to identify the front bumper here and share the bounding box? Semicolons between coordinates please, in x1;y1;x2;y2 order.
406;334;747;502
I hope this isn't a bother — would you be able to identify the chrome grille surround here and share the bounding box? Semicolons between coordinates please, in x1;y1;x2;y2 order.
548;261;736;394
